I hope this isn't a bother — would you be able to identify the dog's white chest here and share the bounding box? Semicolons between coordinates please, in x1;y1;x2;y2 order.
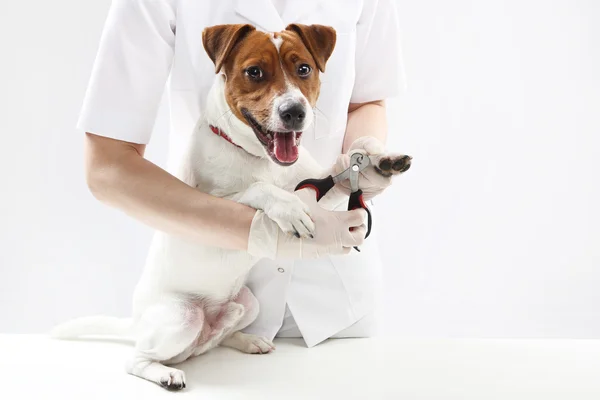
185;127;281;199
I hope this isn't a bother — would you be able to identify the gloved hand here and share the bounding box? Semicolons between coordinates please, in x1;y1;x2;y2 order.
332;136;411;202
247;188;367;260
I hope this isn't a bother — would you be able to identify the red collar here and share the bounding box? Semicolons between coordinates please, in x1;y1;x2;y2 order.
210;125;243;149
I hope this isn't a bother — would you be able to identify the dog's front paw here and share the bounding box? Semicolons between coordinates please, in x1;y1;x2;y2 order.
348;137;412;177
266;194;315;239
371;154;412;177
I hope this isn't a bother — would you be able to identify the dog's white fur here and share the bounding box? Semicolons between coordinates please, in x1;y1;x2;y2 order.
51;72;340;389
52;39;409;389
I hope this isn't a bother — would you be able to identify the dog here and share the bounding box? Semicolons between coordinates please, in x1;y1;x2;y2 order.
51;23;412;390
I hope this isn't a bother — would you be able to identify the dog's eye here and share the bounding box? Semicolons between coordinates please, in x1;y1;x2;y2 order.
245;66;263;80
297;64;312;77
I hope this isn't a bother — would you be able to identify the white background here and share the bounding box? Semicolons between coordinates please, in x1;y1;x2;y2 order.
0;0;598;338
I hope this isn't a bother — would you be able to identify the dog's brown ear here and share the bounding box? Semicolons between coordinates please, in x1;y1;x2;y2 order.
202;24;256;73
285;24;336;72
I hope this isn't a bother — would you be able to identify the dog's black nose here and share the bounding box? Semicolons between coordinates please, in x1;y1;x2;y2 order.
279;103;306;130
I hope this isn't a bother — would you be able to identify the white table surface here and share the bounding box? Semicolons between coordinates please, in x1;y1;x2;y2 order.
1;334;599;399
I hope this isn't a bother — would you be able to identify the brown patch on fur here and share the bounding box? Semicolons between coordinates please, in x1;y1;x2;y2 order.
285;24;336;73
202;24;256;74
202;24;337;129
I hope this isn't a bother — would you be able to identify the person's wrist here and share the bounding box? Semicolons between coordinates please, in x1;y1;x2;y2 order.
247;210;278;260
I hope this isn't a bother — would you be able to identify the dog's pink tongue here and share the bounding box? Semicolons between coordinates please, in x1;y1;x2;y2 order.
273;132;298;163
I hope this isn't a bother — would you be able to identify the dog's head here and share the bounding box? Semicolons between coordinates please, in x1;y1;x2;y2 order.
202;24;336;165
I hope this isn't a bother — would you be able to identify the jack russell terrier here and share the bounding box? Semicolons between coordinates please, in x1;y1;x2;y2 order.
52;23;412;390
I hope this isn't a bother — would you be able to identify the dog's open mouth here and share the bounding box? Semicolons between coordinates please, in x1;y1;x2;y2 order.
242;109;302;166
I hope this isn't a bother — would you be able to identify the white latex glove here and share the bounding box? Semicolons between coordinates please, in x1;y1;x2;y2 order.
333;137;411;202
247;188;367;260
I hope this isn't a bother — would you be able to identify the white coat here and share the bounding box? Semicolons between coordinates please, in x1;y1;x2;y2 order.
77;0;406;347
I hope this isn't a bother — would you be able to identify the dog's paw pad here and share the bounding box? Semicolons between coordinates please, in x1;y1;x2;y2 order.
159;371;186;391
375;155;412;177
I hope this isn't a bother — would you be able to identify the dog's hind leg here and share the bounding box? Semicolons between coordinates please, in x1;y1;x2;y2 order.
125;296;202;391
192;300;245;355
221;286;276;354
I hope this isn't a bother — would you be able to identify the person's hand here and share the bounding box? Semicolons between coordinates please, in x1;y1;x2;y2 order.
247;188;367;260
332;137;412;202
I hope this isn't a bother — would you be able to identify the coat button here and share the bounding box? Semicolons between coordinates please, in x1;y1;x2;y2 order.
277;267;285;273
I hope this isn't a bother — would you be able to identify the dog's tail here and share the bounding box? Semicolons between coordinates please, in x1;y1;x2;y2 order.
50;316;134;340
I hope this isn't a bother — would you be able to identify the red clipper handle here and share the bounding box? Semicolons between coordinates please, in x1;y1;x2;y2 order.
295;176;335;201
348;189;372;240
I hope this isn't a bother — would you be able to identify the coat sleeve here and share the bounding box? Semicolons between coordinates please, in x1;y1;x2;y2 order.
76;0;177;144
350;0;407;104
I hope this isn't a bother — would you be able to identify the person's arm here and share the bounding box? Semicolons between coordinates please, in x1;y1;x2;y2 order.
85;133;255;251
79;2;365;259
343;100;388;153
331;0;406;203
78;2;251;250
344;0;405;151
